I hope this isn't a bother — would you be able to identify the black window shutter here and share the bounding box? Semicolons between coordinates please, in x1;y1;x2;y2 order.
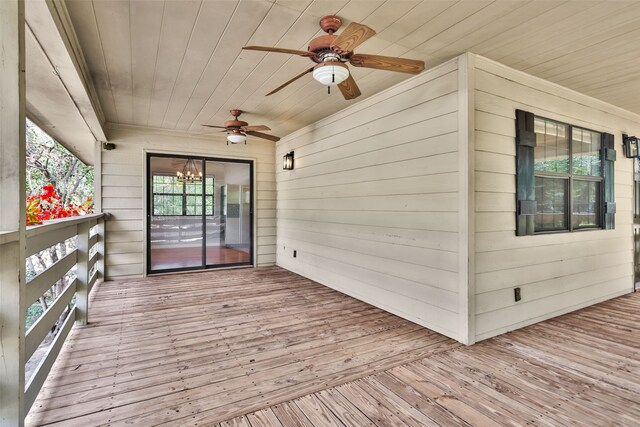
602;132;616;229
515;109;536;236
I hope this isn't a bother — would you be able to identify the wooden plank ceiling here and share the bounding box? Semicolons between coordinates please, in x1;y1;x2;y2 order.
65;0;640;140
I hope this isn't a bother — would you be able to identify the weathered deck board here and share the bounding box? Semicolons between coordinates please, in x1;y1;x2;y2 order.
228;292;640;427
25;267;460;426
26;267;640;426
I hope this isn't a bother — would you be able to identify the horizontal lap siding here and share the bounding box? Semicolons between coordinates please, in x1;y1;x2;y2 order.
472;56;638;341
276;59;463;341
102;126;276;278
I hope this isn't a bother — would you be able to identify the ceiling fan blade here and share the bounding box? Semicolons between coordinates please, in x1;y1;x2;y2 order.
331;22;376;53
266;66;314;96
202;125;227;129
243;45;315;57
242;125;271;132
349;54;425;74
245;131;280;142
338;73;361;100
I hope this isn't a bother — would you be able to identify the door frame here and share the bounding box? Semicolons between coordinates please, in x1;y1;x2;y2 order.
145;152;254;275
634;158;640;292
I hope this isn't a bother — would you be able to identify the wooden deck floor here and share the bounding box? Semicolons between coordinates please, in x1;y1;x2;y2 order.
221;292;640;427
26;267;459;426
26;268;640;426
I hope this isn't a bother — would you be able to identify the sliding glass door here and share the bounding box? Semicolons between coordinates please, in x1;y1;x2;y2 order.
147;154;253;274
205;160;252;266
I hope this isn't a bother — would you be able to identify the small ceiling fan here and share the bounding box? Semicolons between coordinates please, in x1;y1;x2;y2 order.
242;15;425;100
202;109;280;144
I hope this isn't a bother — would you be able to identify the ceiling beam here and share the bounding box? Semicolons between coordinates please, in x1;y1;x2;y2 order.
25;0;106;165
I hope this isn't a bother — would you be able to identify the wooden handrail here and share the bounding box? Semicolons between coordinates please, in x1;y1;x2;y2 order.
26;212;104;238
0;230;20;244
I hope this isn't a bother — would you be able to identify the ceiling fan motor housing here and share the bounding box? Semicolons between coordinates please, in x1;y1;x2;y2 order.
223;119;248;128
308;36;351;63
224;109;248;128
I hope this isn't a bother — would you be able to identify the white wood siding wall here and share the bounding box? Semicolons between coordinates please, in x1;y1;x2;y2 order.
472;55;638;341
276;58;466;342
101;126;276;278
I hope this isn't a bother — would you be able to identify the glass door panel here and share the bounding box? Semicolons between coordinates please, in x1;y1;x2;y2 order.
205;160;252;266
148;156;204;273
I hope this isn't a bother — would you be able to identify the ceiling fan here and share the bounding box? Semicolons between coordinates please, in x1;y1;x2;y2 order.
202;109;280;144
242;15;425;100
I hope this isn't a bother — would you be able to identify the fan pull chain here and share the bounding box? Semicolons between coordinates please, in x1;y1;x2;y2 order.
329;71;335;95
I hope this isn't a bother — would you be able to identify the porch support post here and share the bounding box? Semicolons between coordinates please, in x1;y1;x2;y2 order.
75;221;90;326
0;0;27;425
94;141;105;281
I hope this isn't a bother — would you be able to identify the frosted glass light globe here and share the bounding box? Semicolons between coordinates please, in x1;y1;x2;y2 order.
313;61;349;86
227;132;247;144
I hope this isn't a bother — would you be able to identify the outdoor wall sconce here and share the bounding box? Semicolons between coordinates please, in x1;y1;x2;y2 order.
623;134;639;158
283;151;294;170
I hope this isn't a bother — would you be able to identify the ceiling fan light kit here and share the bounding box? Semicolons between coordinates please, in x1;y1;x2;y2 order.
242;15;425;100
313;61;349;86
227;131;247;145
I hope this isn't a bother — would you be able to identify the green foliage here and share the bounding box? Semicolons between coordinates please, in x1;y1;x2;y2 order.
26;119;94;204
535;155;601;176
25;304;44;331
535;159;570;174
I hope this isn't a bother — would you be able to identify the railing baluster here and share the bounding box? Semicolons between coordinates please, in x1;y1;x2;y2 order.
96;215;105;281
75;220;91;326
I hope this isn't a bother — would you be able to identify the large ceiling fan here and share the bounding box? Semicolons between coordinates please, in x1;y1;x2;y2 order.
203;109;280;144
243;15;425;100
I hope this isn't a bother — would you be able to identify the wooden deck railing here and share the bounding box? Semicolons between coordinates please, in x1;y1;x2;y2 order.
22;213;105;412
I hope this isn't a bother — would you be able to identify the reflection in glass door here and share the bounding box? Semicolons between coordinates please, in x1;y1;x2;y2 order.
147;154;253;274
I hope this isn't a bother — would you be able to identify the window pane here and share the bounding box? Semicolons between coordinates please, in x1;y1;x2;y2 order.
572;127;601;176
185;182;202;194
534;117;570;174
153;195;162;215
171;177;183;194
153;195;182;216
186;195;202;215
572;180;600;228
535;177;567;231
206;197;214;215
